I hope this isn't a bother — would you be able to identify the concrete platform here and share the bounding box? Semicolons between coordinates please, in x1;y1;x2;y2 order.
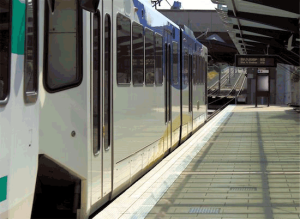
94;105;300;219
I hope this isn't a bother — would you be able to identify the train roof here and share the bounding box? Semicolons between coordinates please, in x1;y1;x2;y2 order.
180;25;196;39
139;0;180;30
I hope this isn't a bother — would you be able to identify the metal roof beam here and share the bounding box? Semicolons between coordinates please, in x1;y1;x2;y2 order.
228;10;299;33
242;0;300;14
232;25;298;40
231;0;247;54
236;33;284;48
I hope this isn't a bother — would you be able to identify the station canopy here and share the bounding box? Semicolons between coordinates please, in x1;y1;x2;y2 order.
211;0;300;66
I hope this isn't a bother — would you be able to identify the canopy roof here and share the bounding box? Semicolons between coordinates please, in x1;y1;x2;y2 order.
211;0;300;66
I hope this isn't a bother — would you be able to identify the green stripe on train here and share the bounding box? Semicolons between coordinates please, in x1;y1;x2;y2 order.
0;176;7;202
12;0;26;55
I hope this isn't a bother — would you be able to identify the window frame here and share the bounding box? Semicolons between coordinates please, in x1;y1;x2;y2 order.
0;0;12;105
43;0;83;93
116;13;131;85
24;0;38;103
145;27;155;85
155;33;163;86
132;21;144;85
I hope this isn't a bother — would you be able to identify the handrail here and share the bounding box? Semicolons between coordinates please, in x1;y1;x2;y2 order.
208;72;245;105
208;68;235;96
208;67;230;90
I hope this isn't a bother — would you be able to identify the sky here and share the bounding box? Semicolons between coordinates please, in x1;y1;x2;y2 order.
155;0;218;10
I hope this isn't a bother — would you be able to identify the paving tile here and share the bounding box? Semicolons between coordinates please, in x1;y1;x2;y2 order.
220;213;248;218
270;199;295;204
166;213;222;218
144;213;172;219
272;214;300;219
221;207;248;213
272;207;299;214
141;106;300;219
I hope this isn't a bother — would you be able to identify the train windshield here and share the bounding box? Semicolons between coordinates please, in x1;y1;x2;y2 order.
0;0;10;101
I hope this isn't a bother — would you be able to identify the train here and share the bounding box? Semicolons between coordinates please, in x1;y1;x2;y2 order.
0;0;208;218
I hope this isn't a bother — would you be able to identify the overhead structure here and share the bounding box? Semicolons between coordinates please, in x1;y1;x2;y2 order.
211;0;300;66
159;9;239;64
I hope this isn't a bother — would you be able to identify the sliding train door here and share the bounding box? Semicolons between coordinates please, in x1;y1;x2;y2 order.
164;32;172;151
101;0;112;200
90;0;112;210
91;5;103;209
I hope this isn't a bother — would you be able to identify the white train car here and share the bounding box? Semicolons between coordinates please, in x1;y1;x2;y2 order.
0;0;208;218
0;0;39;218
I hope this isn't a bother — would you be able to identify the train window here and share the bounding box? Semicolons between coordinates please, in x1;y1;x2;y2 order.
155;33;163;85
44;0;82;92
183;49;188;85
202;57;206;84
117;14;131;84
24;0;38;102
132;22;144;85
172;42;178;85
104;14;111;150
196;55;200;84
0;1;11;103
93;11;100;155
145;29;154;85
199;56;203;84
192;55;196;85
204;59;207;84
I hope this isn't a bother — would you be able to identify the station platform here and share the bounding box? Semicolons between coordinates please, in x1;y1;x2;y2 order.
95;105;300;219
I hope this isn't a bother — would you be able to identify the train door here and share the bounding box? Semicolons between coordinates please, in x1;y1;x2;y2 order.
91;0;112;206
91;6;103;207
164;31;172;150
102;0;112;199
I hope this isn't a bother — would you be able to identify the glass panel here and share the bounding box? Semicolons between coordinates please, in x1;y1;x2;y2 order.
46;0;81;91
24;0;37;97
172;42;178;85
257;75;269;92
203;57;206;84
200;57;204;83
204;60;207;84
104;14;111;149
183;49;188;85
93;12;100;155
132;23;144;85
145;29;154;85
192;54;196;85
117;14;131;84
197;55;200;84
0;0;10;101
155;34;163;85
